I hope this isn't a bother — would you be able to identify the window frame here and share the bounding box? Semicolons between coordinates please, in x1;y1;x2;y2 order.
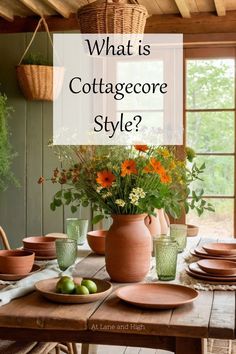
184;46;236;237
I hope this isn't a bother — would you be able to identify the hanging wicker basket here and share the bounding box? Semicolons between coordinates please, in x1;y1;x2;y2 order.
77;0;148;34
16;18;64;102
16;65;64;101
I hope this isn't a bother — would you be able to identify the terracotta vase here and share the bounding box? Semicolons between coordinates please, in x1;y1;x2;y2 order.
145;209;170;237
105;214;152;282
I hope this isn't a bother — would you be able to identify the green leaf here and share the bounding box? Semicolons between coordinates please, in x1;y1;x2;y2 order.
54;199;62;207
55;190;62;198
71;205;77;213
50;202;56;211
82;200;89;207
92;214;104;224
64;191;72;200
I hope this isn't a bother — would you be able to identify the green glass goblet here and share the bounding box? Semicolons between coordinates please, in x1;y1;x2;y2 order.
55;239;77;271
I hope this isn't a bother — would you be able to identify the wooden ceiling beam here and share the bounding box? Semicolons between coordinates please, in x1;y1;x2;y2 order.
0;5;14;22
20;0;43;16
0;15;79;33
0;11;236;34
174;0;191;18
44;0;73;18
19;0;55;16
145;11;236;34
214;0;226;16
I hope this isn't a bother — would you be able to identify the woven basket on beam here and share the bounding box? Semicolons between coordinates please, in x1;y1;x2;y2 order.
77;0;148;34
16;65;64;101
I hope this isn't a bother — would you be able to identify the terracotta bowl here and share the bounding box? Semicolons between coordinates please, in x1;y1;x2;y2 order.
0;250;35;275
187;224;199;237
87;230;106;255
22;248;56;257
23;236;57;250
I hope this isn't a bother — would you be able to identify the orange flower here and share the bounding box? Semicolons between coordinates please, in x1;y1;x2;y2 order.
96;170;115;188
160;172;172;184
150;158;165;175
121;159;137;177
134;145;148;152
38;176;45;184
143;164;153;174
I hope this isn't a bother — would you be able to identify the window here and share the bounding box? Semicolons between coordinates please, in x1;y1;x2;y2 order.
185;48;235;237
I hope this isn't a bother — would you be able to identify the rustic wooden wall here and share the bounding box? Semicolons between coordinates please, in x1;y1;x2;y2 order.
0;32;92;248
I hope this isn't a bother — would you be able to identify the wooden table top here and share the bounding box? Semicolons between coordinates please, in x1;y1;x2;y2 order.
0;237;235;343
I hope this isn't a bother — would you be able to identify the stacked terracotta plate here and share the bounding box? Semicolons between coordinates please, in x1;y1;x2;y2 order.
22;236;57;260
187;242;236;283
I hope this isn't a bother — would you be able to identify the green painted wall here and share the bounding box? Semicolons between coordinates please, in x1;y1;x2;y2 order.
0;32;92;248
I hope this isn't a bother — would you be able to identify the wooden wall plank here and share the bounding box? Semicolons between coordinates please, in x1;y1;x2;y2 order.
42;103;64;235
26;102;43;236
41;30;63;235
0;31;93;246
25;31;45;237
0;33;27;248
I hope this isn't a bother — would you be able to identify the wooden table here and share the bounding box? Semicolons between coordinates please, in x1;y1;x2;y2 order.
0;237;234;354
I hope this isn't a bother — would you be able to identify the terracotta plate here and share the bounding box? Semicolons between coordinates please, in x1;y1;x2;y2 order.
116;283;198;309
203;243;236;256
0;264;42;281
189;263;236;279
190;249;236;262
198;259;236;276
35;277;113;304
187;264;236;283
195;246;236;258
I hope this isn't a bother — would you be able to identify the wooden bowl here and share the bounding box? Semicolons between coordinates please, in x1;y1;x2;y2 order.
87;230;106;255
0;250;35;275
187;224;199;237
23;236;56;250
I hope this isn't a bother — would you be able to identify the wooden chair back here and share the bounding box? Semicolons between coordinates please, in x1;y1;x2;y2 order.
0;226;11;250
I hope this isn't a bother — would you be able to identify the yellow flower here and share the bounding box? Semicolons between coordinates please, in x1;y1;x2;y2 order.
161;149;170;158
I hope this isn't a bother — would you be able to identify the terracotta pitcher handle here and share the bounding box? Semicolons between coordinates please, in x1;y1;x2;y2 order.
164;212;170;227
144;214;152;226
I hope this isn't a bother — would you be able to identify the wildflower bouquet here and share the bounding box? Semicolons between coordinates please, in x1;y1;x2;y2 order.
38;145;214;223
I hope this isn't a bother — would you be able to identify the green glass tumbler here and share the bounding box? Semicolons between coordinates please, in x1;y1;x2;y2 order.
66;218;88;245
55;239;77;271
170;224;187;253
155;237;178;281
